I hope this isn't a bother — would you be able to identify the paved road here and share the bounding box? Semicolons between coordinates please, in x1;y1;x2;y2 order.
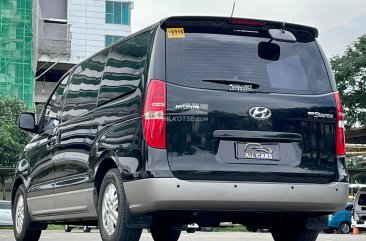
0;230;363;241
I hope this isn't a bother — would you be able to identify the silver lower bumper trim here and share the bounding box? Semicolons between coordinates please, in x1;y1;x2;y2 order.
124;178;348;215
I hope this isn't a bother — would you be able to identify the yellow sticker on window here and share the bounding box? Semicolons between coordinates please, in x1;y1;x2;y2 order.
167;28;185;39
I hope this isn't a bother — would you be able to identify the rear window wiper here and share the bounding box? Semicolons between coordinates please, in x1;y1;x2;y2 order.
202;79;260;88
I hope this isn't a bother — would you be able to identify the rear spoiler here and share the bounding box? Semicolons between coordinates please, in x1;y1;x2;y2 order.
160;16;319;39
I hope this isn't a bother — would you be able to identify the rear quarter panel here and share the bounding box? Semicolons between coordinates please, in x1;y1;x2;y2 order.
89;93;144;179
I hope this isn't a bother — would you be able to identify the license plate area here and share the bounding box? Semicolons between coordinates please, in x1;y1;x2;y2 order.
236;142;280;161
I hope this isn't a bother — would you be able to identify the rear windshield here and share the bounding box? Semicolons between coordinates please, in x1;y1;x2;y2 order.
359;194;366;206
166;31;331;95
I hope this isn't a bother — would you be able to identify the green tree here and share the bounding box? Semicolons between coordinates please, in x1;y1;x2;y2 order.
0;98;31;168
330;34;366;129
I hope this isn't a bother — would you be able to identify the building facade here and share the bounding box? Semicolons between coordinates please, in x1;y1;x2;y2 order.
0;0;35;107
0;0;132;199
1;0;132;107
36;0;132;104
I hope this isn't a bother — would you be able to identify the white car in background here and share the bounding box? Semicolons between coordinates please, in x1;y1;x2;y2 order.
0;200;13;226
351;184;366;230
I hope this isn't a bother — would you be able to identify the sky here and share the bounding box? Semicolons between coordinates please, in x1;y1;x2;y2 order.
130;0;366;58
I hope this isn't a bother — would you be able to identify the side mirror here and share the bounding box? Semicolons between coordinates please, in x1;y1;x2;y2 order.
18;112;37;133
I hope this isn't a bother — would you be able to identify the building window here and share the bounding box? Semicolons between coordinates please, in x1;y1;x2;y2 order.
106;1;131;25
105;35;123;47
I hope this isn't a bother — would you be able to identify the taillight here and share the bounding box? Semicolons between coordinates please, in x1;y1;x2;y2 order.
334;91;346;155
230;18;266;26
143;80;166;149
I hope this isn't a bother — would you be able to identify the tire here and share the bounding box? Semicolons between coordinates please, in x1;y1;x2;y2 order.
64;225;72;232
83;226;92;233
150;225;181;241
337;222;351;234
13;184;42;241
271;219;319;241
98;169;142;241
323;229;333;234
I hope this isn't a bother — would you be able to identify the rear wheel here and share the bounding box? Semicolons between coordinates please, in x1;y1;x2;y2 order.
13;185;42;241
98;169;142;241
271;220;319;241
337;222;350;234
150;225;181;241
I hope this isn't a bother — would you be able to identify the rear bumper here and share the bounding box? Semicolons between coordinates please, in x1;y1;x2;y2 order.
123;178;348;215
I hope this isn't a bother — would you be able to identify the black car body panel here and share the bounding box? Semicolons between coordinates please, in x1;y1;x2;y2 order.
166;85;337;183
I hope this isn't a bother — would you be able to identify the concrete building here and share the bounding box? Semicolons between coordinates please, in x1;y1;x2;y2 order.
0;0;132;199
1;0;132;107
0;0;35;107
35;0;133;104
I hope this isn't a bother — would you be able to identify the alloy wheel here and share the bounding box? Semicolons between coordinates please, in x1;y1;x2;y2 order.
102;183;119;235
339;222;350;234
15;195;24;234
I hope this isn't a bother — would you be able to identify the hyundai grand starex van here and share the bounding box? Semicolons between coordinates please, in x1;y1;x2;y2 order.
13;16;348;241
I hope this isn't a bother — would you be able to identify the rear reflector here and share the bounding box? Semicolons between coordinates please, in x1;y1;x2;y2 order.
230;18;266;26
334;92;346;155
143;80;166;149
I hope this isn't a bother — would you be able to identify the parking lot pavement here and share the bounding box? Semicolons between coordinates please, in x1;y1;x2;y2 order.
0;230;364;241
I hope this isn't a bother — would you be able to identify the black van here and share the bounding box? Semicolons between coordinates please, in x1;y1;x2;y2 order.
13;16;348;241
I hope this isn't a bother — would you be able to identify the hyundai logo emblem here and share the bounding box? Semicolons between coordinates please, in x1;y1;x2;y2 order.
248;107;272;120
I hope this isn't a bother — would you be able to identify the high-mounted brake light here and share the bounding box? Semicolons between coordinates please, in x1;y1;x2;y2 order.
143;80;166;149
334;91;346;155
230;18;266;26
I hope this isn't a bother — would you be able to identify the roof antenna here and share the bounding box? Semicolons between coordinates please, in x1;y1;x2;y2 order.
230;2;236;17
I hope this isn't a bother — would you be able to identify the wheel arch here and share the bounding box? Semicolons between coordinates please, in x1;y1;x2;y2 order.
11;176;25;208
339;220;351;226
94;155;119;196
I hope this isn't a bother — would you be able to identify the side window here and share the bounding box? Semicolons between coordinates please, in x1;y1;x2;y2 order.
98;31;150;106
41;74;70;130
62;50;109;122
359;194;366;206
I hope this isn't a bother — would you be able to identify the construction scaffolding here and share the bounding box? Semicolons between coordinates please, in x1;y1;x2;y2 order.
0;0;34;108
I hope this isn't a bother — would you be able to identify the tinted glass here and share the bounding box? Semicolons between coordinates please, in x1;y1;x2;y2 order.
122;2;130;25
105;1;129;25
105;1;113;23
62;50;109;122
166;32;331;95
42;74;69;130
114;1;122;24
359;194;366;206
98;31;150;106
